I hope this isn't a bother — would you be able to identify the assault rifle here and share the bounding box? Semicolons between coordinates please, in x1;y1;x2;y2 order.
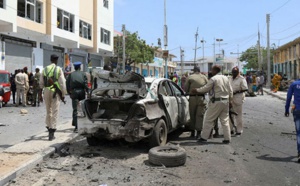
229;108;238;131
53;83;66;104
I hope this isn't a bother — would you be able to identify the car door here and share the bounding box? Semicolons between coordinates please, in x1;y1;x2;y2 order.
158;80;179;129
168;81;190;125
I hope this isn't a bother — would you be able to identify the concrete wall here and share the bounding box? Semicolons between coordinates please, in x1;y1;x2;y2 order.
0;0;17;32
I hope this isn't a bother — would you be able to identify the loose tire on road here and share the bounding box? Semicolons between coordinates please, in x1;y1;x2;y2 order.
86;136;99;146
148;146;187;167
149;119;168;147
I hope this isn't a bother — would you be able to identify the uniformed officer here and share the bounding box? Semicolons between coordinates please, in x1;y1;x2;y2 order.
40;54;67;141
229;67;248;136
185;66;208;138
32;68;41;107
66;62;89;132
192;65;233;144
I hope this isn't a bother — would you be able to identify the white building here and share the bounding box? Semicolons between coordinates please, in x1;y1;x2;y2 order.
0;0;114;73
175;56;238;75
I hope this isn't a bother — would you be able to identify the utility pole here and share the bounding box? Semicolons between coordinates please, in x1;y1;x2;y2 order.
180;47;184;75
201;38;205;63
266;14;271;87
122;24;126;74
213;37;216;66
257;27;261;71
163;0;168;78
194;27;198;66
237;44;240;69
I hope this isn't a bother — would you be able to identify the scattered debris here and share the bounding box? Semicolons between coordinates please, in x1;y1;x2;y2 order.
0;124;6;127
269;122;273;125
20;109;28;114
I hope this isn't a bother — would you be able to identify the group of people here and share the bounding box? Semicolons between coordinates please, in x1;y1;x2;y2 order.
10;67;42;107
184;65;248;144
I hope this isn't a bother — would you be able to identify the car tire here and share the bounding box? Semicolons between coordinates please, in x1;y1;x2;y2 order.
148;146;187;167
149;119;168;147
86;136;99;146
0;101;2;108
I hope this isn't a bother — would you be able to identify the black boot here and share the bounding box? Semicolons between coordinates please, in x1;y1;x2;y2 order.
32;102;36;107
46;126;49;132
213;129;220;138
190;130;195;138
49;129;56;141
196;130;201;139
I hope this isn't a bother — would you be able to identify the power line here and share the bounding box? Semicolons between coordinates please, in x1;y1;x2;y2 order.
271;21;300;35
270;0;292;14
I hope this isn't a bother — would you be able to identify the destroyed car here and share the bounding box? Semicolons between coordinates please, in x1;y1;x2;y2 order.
78;70;190;147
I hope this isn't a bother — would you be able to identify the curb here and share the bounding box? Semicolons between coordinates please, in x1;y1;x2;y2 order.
264;90;286;101
0;132;79;186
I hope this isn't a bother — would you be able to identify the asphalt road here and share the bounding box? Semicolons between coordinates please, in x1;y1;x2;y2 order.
0;96;73;152
4;94;300;186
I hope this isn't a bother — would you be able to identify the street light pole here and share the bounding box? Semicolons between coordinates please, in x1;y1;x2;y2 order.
163;0;168;78
201;38;205;63
266;13;271;88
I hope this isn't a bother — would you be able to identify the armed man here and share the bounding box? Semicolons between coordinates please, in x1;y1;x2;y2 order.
32;68;41;107
192;65;233;144
185;66;208;138
229;67;248;136
66;62;89;132
40;54;67;141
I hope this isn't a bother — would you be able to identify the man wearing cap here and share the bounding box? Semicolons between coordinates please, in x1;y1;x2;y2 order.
40;54;67;141
229;67;248;136
66;61;89;132
185;66;208;138
192;65;233;144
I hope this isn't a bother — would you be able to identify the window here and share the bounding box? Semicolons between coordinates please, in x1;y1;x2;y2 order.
79;20;92;40
289;48;292;59
159;81;172;96
101;28;111;45
294;45;297;58
103;0;109;8
57;9;74;33
169;82;183;96
17;0;42;23
0;0;4;9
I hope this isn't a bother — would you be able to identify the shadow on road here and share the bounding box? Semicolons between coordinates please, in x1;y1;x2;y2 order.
256;154;296;163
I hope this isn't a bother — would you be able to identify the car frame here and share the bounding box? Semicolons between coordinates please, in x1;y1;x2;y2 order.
78;70;190;147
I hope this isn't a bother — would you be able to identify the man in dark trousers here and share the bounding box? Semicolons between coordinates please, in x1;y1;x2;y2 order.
66;62;89;132
285;78;300;163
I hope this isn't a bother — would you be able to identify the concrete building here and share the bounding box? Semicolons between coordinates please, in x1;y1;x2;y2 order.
273;37;300;80
174;56;237;75
0;0;114;73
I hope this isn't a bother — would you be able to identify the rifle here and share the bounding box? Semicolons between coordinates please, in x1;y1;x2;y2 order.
229;108;238;132
52;83;66;104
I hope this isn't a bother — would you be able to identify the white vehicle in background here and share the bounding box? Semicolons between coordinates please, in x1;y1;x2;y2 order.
78;70;190;147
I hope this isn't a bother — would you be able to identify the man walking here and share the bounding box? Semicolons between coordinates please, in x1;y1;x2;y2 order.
40;54;66;141
285;78;300;163
258;72;265;95
10;70;18;104
32;68;41;107
15;69;28;107
192;65;233;144
229;67;248;136
185;66;208;138
66;62;89;132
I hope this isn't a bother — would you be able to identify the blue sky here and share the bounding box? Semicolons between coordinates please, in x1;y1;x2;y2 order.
114;0;300;61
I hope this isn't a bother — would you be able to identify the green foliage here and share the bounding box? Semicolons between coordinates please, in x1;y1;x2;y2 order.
114;31;155;65
240;46;274;71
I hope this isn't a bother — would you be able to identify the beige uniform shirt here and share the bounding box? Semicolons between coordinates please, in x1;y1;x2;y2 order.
39;64;67;97
185;73;208;94
15;73;29;89
196;74;233;101
229;75;248;105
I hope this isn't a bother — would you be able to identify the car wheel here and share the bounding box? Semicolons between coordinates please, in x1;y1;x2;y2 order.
149;119;168;147
0;101;2;108
86;136;99;146
148;146;187;167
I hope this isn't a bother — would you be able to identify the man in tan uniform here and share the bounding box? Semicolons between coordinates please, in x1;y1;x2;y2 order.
15;69;29;107
185;66;208;138
192;65;233;144
40;54;67;141
229;67;248;136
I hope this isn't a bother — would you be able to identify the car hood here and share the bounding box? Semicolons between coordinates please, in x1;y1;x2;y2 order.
92;70;147;98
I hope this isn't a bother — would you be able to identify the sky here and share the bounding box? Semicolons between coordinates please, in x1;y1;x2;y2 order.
114;0;300;61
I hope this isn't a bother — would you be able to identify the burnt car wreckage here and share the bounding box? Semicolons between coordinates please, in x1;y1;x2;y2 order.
78;70;190;147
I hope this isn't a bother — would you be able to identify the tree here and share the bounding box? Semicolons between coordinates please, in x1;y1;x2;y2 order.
112;31;156;67
240;45;274;72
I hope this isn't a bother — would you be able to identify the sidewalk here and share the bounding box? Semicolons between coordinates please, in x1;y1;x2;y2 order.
263;88;287;101
0;123;79;186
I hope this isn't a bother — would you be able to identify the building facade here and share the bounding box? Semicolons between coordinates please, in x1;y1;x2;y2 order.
273;37;300;80
175;56;236;75
0;0;114;73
